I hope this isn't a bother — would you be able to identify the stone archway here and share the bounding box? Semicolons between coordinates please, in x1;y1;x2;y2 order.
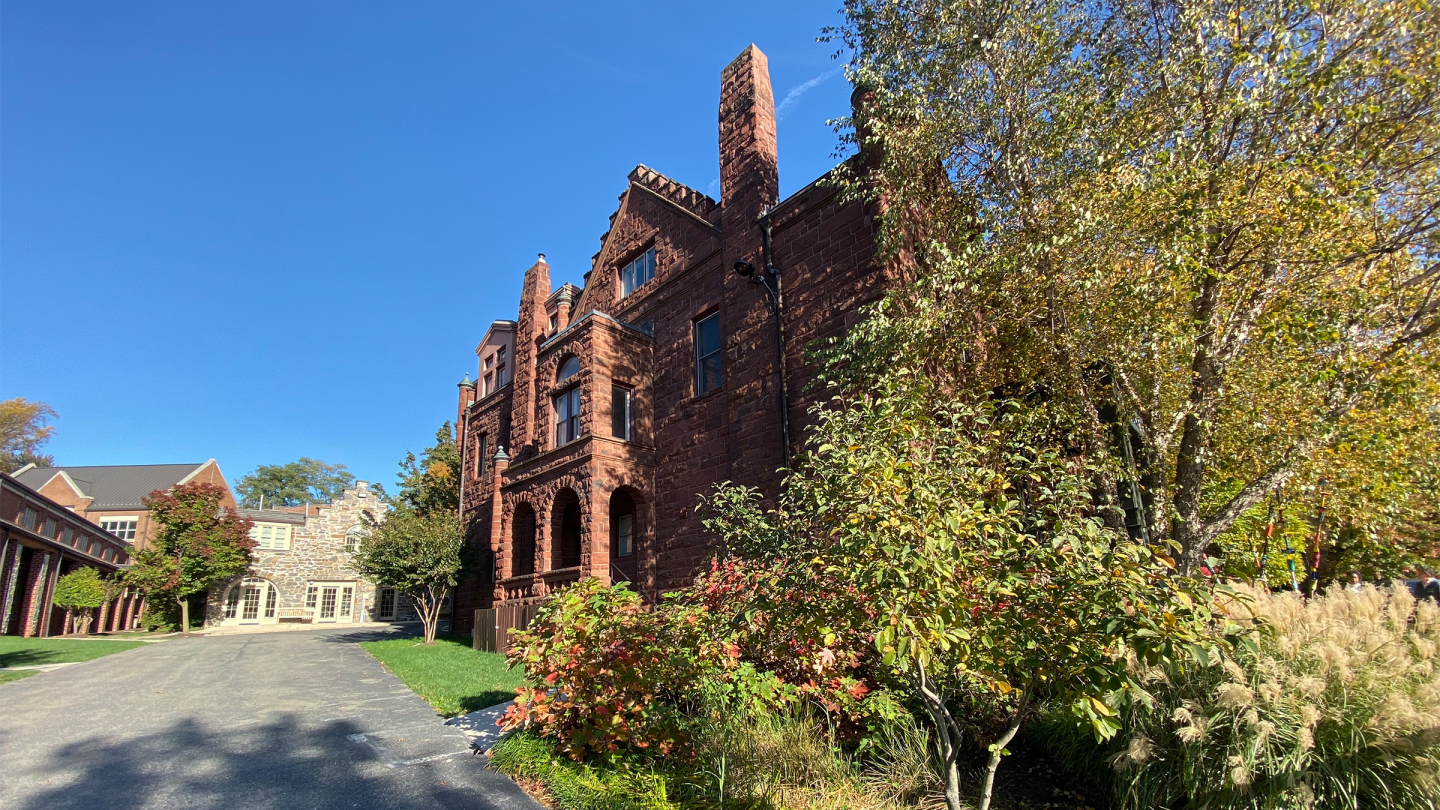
608;487;644;586
512;502;537;577
551;489;582;570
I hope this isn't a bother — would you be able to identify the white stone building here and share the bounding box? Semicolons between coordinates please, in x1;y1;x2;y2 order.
204;482;422;627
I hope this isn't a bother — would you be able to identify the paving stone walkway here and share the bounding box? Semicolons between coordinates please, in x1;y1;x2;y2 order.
0;626;539;810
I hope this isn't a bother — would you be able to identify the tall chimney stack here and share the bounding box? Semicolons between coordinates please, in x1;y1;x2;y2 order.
718;44;779;232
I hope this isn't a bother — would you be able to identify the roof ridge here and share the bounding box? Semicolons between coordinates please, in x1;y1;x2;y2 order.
591;165;721;270
627;164;718;218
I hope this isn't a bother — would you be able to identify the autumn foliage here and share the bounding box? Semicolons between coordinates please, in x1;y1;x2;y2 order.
500;561;889;762
125;482;254;632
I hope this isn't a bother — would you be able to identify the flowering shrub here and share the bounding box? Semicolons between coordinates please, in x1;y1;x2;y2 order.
500;579;704;759
691;556;887;727
1110;583;1440;810
500;562;897;762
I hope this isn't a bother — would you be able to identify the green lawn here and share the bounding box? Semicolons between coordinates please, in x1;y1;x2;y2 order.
0;670;40;685
0;637;148;668
360;633;522;717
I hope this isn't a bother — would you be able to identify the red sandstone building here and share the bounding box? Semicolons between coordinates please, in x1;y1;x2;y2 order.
451;45;889;634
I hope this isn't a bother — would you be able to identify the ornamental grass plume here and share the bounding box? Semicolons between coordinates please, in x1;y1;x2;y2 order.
1108;583;1440;810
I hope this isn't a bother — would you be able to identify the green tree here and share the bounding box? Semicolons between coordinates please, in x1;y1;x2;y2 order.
125;482;254;635
351;507;472;643
0;397;57;473
395;423;460;516
52;567;109;635
832;0;1440;575
705;390;1216;810
235;457;355;508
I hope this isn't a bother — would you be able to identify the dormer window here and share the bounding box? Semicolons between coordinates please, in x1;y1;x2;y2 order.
620;247;656;298
549;314;559;334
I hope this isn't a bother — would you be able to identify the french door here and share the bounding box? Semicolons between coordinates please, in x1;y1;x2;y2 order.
308;582;355;623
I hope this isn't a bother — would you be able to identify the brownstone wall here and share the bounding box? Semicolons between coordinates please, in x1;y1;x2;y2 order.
453;44;888;614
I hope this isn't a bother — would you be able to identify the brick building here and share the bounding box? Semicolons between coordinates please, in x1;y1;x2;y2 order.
203;481;422;628
1;472;137;637
450;45;891;634
12;461;237;551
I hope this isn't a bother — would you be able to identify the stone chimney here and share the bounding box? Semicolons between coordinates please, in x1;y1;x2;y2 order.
511;256;552;458
718;44;779;234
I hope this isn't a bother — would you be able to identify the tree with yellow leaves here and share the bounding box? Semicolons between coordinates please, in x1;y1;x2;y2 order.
831;0;1440;575
0;397;57;474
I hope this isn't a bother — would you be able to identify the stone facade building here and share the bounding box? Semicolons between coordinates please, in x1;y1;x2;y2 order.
204;482;419;627
450;44;893;635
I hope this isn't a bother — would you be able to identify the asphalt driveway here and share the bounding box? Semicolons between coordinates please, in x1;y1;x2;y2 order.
0;627;538;810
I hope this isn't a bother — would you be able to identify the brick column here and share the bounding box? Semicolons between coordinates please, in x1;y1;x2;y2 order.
124;594;141;631
20;551;52;637
96;596;112;634
0;540;21;635
38;555;61;637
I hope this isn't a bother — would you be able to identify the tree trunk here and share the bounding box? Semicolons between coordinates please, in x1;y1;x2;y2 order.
915;670;964;810
978;680;1035;810
1174;271;1226;574
179;597;190;636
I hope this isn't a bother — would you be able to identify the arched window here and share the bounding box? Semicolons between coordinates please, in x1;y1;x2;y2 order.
223;578;278;622
345;525;366;552
554;357;582;446
610;489;641;586
558;356;581;382
552;490;582;570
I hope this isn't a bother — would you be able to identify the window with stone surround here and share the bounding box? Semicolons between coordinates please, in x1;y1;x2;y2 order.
249;523;292;551
555;388;581;445
554;356;582;446
694;312;723;395
620;247;656;298
611;385;632;441
345;526;365;552
478;433;488;478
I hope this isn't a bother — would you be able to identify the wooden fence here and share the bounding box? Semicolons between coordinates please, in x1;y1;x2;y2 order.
472;603;543;654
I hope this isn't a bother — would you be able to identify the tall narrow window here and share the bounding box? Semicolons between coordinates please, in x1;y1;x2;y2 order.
478;434;488;477
695;313;723;394
616;514;634;558
611;386;632;441
554;387;581;445
619;247;656;297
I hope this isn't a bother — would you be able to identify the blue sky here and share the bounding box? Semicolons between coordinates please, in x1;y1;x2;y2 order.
0;1;855;489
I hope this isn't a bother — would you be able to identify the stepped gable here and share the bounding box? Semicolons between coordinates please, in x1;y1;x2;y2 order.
591;164;719;269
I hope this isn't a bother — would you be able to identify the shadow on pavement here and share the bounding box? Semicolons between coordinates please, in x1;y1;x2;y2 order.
318;624;424;644
17;713;521;810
